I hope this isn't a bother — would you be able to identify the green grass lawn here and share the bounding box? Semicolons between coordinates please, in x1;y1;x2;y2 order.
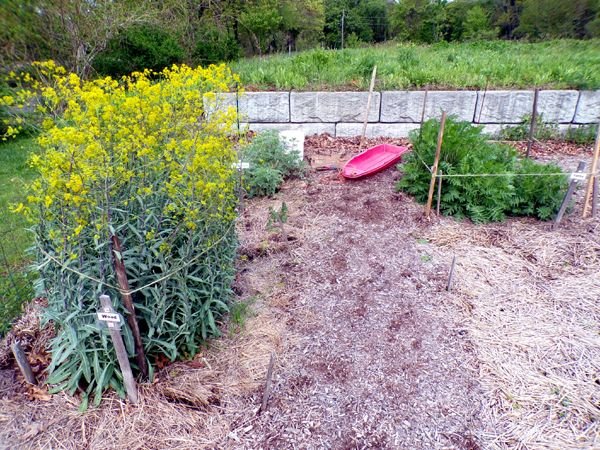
0;136;39;335
232;39;600;91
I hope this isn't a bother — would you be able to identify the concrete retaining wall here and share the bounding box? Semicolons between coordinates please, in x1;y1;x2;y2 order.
211;90;600;137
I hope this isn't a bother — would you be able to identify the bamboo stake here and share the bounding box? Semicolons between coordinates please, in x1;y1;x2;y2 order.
359;66;377;150
582;122;600;218
525;88;539;159
592;176;598;218
436;170;443;216
425;111;447;219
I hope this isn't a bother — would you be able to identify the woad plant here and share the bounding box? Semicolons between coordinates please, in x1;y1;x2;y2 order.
3;61;241;406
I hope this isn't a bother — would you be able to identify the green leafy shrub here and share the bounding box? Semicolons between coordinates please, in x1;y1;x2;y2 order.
397;117;567;223
94;25;184;77
243;131;303;198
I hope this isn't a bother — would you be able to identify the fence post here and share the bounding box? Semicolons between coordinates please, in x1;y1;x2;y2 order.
525;88;539;158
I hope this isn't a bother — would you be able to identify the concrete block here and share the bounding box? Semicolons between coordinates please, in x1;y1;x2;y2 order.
381;91;477;123
335;123;420;138
380;91;426;123
245;122;335;136
537;90;579;123
424;91;477;122
291;91;380;123
574;91;600;123
204;92;289;122
474;90;534;124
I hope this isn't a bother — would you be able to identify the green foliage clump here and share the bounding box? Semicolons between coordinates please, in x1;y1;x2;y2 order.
243;132;303;198
397;117;568;223
500;114;559;141
94;25;184;77
564;124;598;145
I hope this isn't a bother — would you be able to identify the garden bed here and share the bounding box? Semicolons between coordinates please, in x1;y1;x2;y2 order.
0;136;598;449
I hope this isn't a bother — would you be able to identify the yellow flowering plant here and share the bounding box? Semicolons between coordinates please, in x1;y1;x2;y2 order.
8;62;241;405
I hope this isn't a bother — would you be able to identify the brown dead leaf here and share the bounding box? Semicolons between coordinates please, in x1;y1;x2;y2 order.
27;385;51;401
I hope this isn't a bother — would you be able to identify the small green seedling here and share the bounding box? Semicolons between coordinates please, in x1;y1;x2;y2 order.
268;202;288;242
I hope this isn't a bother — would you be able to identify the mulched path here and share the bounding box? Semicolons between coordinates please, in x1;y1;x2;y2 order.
237;138;484;449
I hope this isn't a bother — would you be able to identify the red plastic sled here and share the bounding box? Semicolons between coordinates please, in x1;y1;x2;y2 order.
342;144;410;179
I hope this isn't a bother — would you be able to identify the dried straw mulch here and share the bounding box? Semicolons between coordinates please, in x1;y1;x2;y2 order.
426;217;600;449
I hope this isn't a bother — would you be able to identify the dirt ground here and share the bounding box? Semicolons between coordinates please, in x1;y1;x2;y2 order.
0;136;598;449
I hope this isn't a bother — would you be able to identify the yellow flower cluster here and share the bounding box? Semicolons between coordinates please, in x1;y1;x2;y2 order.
10;62;241;245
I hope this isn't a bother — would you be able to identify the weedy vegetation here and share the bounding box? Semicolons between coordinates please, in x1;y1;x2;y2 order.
242;131;304;198
233;40;600;91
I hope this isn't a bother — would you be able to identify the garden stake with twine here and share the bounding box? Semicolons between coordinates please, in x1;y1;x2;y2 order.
582;122;600;218
425;111;447;219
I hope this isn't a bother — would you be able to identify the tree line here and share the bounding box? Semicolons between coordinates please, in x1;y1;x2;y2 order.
1;0;599;78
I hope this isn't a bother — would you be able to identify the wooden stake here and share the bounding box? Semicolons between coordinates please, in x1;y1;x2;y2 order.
446;255;456;292
11;340;36;384
111;235;148;379
259;352;275;414
582;123;600;218
525;88;539;159
553;161;586;229
425;111;447;219
99;295;138;404
359;66;377;151
592;176;598;218
436;170;443;216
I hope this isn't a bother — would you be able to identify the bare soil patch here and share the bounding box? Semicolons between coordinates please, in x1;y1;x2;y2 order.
0;136;598;449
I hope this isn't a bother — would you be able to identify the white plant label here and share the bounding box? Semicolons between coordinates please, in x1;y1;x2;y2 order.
570;172;587;182
97;311;121;328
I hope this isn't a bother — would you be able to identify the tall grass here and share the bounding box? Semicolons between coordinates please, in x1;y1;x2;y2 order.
232;39;600;91
0;137;38;335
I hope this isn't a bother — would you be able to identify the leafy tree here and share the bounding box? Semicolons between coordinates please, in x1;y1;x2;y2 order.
324;0;391;48
491;0;524;39
391;0;449;43
516;0;599;39
463;5;498;40
25;0;161;76
94;25;184;77
239;0;283;54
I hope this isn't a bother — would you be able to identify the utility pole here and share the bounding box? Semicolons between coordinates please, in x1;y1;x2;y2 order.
341;9;345;49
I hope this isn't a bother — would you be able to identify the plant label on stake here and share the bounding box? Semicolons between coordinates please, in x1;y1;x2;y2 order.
97;308;122;329
569;171;587;183
98;295;138;403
